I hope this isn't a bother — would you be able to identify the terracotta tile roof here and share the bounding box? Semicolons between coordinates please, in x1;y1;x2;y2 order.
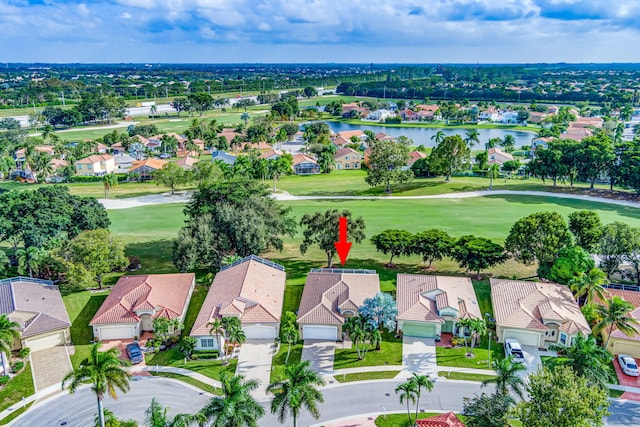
415;104;440;113
334;147;362;160
332;136;351;147
596;289;640;342
50;158;69;169
292;153;318;166
90;274;195;325
397;275;481;323
176;156;198;169
76;154;114;164
337;130;366;140
132;135;149;144
297;270;380;325
408;150;427;166
190;256;286;336
416;412;466;427
0;277;71;338
490;278;590;335
129;158;167;172
260;148;283;159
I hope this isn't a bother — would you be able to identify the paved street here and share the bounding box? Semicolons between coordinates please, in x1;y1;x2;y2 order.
236;339;275;399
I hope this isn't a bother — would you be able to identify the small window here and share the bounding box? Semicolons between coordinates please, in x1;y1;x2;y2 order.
559;332;567;345
201;338;216;348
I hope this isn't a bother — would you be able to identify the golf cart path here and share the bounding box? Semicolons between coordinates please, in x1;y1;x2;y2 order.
99;189;640;210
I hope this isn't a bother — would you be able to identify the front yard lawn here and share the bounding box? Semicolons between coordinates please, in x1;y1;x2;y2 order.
62;290;109;368
146;347;237;381
270;341;303;383
436;337;504;370
0;363;35;413
149;372;222;395
334;333;402;370
438;371;496;382
335;371;400;383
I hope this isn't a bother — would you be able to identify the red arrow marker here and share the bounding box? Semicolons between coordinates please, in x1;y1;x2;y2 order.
334;216;352;266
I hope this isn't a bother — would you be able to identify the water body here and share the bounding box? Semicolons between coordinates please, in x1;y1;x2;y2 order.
325;121;535;148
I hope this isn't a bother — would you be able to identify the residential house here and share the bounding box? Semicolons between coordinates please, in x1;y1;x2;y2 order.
211;150;237;166
490;278;591;348
297;269;380;340
597;289;640;357
94;142;109;154
487;148;515;166
292;153;320;175
415;104;440;119
128;158;168;180
400;109;420;121
375;132;395;141
548;105;559;114
407;150;427;168
528;111;548;124
365;109;394;121
336;130;367;143
478;107;500;122
531;137;553;152
75;154;115;177
334;147;363;170
559;127;592;142
14;145;56;168
90;273;195;341
501;111;519;124
114;153;136;173
396;275;481;339
176;156;198;170
260;148;283;160
415;412;466;427
0;277;71;351
190;255;286;349
332;136;352;148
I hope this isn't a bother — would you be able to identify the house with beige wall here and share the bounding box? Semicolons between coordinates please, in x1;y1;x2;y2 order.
75;154;115;176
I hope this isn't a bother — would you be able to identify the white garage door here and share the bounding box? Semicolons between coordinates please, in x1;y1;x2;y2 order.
504;330;540;347
99;325;136;340
613;341;640;359
244;325;277;339
303;325;338;341
25;331;65;352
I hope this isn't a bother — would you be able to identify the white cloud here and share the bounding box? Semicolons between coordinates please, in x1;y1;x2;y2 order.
120;12;132;19
258;22;271;31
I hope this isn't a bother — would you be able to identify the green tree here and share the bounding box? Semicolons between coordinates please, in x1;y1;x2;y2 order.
144;398;195;427
0;250;9;276
430;130;445;145
429;135;469;181
198;373;265;427
411;229;454;268
178;336;197;359
267;360;325;427
549;246;595;285
464;129;480;148
552;333;614;389
450;235;508;275
409;373;433;420
343;316;381;360
153;162;188;195
370;229;413;266
598;222;634;278
505;211;572;277
240;112;250;126
501;135;516;153
568;210;603;253
279;312;299;364
0;314;21;358
299;209;366;268
364;140;412;192
481;357;526;399
517;366;609;427
395;379;417;426
207;318;225;359
487;163;500;190
16;246;43;277
577;134;615;189
594;296;640;348
103;174;119;199
62;343;131;427
569;268;609;305
463;392;515;427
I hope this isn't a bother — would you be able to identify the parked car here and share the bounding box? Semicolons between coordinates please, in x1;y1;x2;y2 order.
126;342;144;364
504;338;525;363
618;354;639;377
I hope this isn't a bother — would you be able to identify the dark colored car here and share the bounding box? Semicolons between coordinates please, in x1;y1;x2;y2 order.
126;342;144;364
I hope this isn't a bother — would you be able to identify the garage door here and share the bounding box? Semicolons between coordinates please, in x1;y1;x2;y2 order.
25;331;65;352
98;325;136;340
244;325;277;339
613;341;640;359
402;322;436;338
504;330;540;347
303;325;338;341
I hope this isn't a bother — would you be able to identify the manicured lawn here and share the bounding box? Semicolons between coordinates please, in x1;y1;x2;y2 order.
438;371;496;382
0;402;33;425
334;333;403;369
334;370;400;383
149;372;221;395
181;284;209;336
436;337;504;370
375;412;467;427
0;363;35;413
610;388;625;398
270;341;303;383
62;290;109;368
146;347;237;381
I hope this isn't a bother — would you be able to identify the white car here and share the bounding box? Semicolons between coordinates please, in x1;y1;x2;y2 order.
618;354;639;377
504;338;525;363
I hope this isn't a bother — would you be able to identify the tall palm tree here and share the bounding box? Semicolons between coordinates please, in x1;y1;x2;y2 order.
464;129;480;148
198;372;264;427
221;316;244;362
94;408;120;427
267;360;325;427
281;324;299;364
145;397;196;427
0;314;21;357
103;174;119;199
481;356;526;399
569;268;609;305
62;342;131;427
488;164;500;190
32;152;53;182
409;374;433;420
430;130;445;145
0;250;10;276
595;296;640;348
240;112;250;127
207;318;225;360
395;380;417;426
553;333;613;388
16;246;42;278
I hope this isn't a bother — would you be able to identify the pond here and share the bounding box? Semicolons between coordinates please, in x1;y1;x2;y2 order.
324;121;536;148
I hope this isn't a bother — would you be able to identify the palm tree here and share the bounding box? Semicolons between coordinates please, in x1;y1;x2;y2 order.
221;316;244;362
594;296;640;348
16;246;42;278
240;112;250;127
207;318;225;360
409;373;433;420
553;333;613;388
464;129;480;148
281;324;299;364
395;380;417;426
32;152;53;182
488;164;500;190
431;130;445;145
0;250;10;276
569;268;609;305
0;314;21;357
62;342;131;427
94;408;120;427
198;372;264;427
267;360;325;427
150;105;157;119
481;356;526;399
103;174;119;199
145;397;195;427
468;318;487;350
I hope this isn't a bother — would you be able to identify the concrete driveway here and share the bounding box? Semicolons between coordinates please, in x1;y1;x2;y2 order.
302;340;336;376
30;346;73;393
520;345;556;378
400;336;437;379
236;339;275;399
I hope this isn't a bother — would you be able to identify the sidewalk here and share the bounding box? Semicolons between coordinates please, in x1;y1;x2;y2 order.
130;365;222;388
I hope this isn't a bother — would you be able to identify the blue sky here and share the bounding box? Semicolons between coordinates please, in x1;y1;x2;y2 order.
1;0;639;63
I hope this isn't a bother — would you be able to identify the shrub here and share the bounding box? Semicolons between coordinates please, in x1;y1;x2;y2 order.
451;336;466;347
0;375;10;386
12;361;24;373
18;348;30;358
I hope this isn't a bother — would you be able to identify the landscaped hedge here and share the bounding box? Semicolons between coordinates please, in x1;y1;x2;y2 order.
69;174;127;183
194;350;220;359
